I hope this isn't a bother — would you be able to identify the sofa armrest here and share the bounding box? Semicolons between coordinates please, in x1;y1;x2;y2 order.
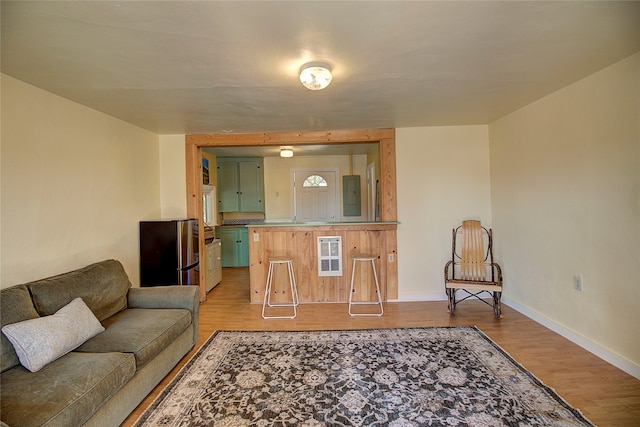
127;286;199;346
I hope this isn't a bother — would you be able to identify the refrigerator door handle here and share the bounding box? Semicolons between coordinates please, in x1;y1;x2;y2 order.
177;222;184;270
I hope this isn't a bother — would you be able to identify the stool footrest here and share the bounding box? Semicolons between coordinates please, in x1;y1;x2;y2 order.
348;256;384;317
262;258;299;320
266;302;298;307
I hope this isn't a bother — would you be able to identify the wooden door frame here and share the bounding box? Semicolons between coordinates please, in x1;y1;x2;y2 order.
185;128;398;302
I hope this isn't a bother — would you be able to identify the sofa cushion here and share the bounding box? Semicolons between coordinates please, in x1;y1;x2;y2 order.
2;298;105;372
0;285;40;373
27;259;131;321
76;308;191;369
0;351;135;427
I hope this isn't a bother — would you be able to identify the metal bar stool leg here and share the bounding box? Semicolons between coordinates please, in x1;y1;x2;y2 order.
370;258;384;316
262;261;275;319
288;260;299;307
349;254;384;317
348;257;357;315
262;258;297;319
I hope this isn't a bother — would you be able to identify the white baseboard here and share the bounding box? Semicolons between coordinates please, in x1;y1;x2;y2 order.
392;293;639;379
389;292;448;302
392;291;489;303
503;297;640;380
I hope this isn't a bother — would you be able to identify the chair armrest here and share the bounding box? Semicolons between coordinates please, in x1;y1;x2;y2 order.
127;286;199;346
491;263;503;285
444;260;453;282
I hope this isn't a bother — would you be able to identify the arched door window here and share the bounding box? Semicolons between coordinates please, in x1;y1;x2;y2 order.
303;174;328;187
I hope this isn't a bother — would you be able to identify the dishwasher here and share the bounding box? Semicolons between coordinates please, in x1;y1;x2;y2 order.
204;238;222;292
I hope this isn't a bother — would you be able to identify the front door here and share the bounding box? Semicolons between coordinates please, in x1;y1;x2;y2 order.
292;169;338;222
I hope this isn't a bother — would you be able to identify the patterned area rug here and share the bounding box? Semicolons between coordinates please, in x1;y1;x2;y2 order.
134;327;594;426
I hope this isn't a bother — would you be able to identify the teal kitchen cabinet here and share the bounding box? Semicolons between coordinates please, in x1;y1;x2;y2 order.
217;227;249;267
217;158;264;212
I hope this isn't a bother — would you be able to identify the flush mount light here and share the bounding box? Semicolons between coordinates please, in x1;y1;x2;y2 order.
280;148;293;158
299;63;332;90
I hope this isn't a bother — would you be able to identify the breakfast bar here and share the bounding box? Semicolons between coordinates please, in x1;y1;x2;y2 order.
247;222;398;304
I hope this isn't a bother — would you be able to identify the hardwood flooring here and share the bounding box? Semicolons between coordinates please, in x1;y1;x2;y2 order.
122;267;640;426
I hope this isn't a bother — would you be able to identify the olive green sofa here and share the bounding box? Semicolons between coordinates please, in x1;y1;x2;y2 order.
0;259;199;427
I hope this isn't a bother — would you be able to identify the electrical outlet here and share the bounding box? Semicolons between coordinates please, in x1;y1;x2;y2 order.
253;233;259;242
388;253;395;262
573;275;583;291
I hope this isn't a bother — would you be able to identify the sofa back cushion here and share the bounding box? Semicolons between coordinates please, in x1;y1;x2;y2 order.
1;285;40;372
27;259;131;321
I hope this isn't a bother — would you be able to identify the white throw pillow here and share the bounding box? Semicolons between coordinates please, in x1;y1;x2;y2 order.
1;297;105;372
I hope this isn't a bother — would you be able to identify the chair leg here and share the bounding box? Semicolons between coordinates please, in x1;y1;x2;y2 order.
288;261;299;307
493;291;502;319
262;261;297;319
447;288;456;314
349;258;383;316
262;262;275;319
370;259;384;316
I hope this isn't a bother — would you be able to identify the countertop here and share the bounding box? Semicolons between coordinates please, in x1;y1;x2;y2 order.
247;221;399;227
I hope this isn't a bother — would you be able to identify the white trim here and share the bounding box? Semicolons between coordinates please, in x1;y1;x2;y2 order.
366;162;376;222
317;236;343;277
503;297;640;379
393;292;640;379
393;292;448;302
394;291;492;302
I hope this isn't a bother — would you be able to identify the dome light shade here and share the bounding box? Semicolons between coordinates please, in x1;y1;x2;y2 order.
299;63;332;90
280;148;293;158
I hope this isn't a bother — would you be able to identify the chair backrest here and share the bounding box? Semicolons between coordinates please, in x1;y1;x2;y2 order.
452;220;494;281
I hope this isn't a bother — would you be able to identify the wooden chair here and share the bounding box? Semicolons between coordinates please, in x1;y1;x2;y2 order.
444;220;503;318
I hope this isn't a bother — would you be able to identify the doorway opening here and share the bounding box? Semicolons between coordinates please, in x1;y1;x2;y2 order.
291;168;339;222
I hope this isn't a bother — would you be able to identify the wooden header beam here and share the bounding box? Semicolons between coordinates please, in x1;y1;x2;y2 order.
185;128;398;302
186;128;395;147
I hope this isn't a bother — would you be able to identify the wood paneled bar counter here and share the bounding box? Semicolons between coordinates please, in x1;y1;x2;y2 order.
247;222;399;304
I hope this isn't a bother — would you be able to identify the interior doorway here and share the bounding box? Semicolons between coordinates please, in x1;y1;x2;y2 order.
291;168;339;222
366;163;376;221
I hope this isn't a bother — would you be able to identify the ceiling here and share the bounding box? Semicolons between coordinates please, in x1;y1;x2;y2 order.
2;1;639;140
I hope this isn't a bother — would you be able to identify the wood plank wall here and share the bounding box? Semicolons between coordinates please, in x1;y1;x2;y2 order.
186;129;398;302
248;224;397;303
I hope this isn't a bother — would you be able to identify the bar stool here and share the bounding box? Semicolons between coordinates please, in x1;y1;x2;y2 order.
262;257;299;319
349;254;384;316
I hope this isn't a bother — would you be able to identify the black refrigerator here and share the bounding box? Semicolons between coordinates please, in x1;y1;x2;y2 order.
139;219;199;287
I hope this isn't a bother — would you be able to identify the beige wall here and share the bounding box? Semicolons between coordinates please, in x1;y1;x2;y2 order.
489;53;640;371
159;135;187;219
264;154;368;222
396;126;492;299
0;74;160;288
2;51;638;375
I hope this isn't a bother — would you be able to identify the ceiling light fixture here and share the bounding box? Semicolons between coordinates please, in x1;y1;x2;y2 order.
280;148;293;158
299;63;332;90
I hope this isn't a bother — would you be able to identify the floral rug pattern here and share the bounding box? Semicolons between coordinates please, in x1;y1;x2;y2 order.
134;327;593;426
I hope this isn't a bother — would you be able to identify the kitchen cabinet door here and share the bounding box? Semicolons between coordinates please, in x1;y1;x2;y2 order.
236;228;249;266
238;161;264;212
216;158;264;213
217;161;240;212
218;227;249;267
205;240;222;292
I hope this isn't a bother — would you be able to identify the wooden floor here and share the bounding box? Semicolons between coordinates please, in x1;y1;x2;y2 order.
123;267;640;426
